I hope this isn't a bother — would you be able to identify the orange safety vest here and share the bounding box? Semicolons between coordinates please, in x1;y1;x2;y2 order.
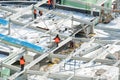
34;9;37;14
48;0;51;5
54;37;60;43
20;59;25;65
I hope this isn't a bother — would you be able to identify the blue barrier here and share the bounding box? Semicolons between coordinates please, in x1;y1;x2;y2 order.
0;18;8;26
0;34;45;53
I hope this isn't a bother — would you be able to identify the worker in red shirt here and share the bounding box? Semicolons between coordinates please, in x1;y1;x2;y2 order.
48;0;53;10
54;34;60;47
20;56;25;71
33;9;37;19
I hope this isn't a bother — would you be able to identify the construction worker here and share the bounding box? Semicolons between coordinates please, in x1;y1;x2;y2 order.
48;0;53;10
20;56;25;71
39;10;43;16
54;34;60;47
33;9;37;19
69;41;74;48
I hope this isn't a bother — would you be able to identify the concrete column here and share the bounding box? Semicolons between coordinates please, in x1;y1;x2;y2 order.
8;18;11;35
32;5;34;20
117;0;120;9
53;0;56;9
71;16;73;27
90;24;94;34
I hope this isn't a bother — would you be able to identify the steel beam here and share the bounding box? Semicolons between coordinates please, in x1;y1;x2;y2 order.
72;25;89;36
10;19;87;39
34;0;48;7
21;10;53;30
78;41;120;69
3;47;25;63
27;70;97;80
64;41;120;80
1;63;97;80
1;63;98;80
42;38;95;77
34;6;93;25
10;14;50;34
50;54;116;64
8;37;72;80
89;41;119;62
0;1;37;3
80;45;101;56
5;51;26;65
2;63;20;71
58;37;72;49
72;17;93;25
73;37;120;45
2;62;117;80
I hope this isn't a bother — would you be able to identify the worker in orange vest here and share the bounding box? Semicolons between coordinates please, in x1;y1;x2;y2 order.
48;0;53;10
54;34;60;47
20;56;25;71
33;9;37;19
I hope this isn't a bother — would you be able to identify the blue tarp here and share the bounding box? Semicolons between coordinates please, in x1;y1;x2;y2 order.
0;18;8;26
0;34;45;53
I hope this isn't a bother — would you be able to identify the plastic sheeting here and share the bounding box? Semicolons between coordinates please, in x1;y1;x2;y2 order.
0;18;8;26
0;34;45;53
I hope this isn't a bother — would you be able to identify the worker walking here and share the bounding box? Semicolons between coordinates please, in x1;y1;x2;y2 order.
48;0;53;10
33;9;37;19
39;10;43;16
20;56;25;71
54;34;60;47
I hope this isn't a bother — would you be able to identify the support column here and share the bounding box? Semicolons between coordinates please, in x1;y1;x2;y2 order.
90;5;93;16
117;0;120;9
90;24;95;34
91;8;93;16
8;18;11;35
71;16;73;27
32;5;34;20
53;0;56;9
